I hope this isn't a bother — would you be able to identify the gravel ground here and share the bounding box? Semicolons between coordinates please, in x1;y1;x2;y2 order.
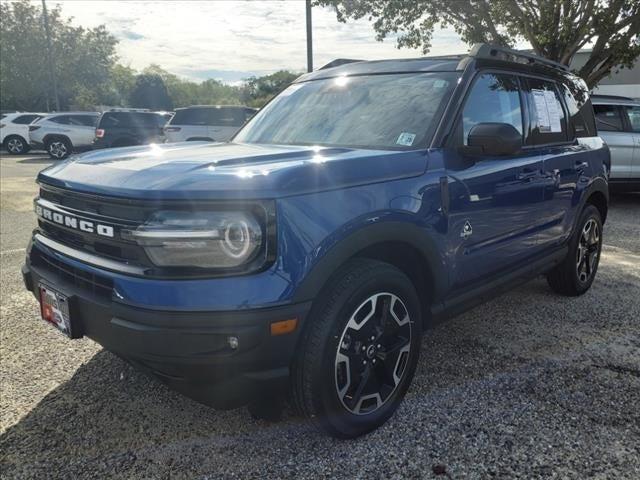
1;154;639;479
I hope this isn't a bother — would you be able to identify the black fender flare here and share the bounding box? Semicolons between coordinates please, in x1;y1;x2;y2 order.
573;176;609;231
291;221;448;304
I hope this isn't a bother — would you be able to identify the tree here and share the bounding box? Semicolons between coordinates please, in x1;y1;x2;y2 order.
316;0;640;88
0;0;118;110
129;73;173;110
241;70;300;107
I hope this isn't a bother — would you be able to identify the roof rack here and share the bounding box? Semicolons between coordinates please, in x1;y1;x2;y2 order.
320;59;363;70
467;43;569;71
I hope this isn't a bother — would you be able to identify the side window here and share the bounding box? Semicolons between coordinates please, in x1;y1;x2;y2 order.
560;82;595;137
70;115;98;127
184;109;209;125
523;78;568;145
13;114;40;124
621;105;640;133
459;73;523;145
49;115;72;125
593;105;624;132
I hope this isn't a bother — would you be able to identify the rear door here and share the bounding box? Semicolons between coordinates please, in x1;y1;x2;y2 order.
68;115;98;146
594;104;634;179
523;76;585;249
172;108;209;141
445;72;545;289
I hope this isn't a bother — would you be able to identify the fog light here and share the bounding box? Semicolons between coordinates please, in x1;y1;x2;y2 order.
228;336;239;349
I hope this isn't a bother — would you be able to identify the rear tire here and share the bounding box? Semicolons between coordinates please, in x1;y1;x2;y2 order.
46;137;72;160
547;205;602;296
290;259;422;438
4;135;29;155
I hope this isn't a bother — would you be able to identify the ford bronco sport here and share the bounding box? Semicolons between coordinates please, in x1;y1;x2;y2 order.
23;45;609;438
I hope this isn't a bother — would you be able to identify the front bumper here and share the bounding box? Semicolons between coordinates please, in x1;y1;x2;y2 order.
23;242;311;409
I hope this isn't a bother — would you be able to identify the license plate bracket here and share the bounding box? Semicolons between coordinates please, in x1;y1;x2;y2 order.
39;283;81;339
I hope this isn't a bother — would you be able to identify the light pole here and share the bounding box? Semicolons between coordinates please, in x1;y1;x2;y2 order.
42;0;60;111
306;0;313;72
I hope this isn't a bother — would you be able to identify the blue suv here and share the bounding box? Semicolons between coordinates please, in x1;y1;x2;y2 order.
23;45;609;438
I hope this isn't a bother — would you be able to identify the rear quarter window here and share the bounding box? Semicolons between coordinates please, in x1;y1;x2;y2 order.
560;79;596;137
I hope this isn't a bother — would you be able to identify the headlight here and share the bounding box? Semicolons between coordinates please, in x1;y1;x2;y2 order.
123;210;263;269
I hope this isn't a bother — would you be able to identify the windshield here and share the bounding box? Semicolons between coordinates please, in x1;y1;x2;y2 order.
235;72;459;150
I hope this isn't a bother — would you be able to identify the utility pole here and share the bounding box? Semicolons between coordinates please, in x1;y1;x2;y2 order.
306;0;313;72
42;0;60;111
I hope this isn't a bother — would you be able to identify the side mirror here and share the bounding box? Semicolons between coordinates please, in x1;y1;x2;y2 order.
464;122;522;156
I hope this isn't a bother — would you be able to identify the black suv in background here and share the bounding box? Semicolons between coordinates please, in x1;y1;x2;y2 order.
93;111;172;149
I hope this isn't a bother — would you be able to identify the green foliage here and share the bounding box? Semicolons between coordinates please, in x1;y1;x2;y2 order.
316;0;640;88
0;0;118;110
0;0;300;112
241;70;300;107
129;73;173;110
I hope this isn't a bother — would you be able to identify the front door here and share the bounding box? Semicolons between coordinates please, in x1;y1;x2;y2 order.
445;72;544;290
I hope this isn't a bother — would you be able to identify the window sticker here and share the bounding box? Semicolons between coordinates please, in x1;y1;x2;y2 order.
532;89;551;132
544;90;562;133
396;132;416;146
532;88;562;133
433;79;448;88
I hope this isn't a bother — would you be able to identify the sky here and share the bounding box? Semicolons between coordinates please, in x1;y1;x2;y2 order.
50;0;468;83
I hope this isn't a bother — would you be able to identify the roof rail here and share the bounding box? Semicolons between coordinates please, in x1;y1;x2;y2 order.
320;58;363;70
590;94;635;101
468;43;569;71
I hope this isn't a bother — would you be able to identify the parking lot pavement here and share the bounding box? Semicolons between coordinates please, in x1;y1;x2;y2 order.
1;154;638;479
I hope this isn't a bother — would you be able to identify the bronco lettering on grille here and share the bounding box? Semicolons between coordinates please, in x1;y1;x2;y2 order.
35;202;115;238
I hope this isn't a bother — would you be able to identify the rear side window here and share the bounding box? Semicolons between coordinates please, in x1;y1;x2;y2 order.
13;114;41;124
621;105;640;132
210;108;247;127
99;112;160;128
456;73;523;146
523;78;568;145
171;107;249;127
70;115;98;127
593;105;624;132
49;115;72;125
171;108;205;125
560;80;596;138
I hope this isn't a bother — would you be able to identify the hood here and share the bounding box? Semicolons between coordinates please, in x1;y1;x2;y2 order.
37;142;428;200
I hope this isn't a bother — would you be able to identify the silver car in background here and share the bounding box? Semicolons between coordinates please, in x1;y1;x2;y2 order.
29;112;100;159
592;95;640;191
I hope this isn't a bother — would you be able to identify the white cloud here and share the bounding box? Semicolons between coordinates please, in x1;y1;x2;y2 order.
51;0;468;82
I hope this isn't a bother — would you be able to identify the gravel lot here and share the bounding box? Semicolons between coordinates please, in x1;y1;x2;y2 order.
1;154;639;479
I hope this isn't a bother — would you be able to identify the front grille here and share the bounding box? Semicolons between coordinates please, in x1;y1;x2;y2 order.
31;248;113;299
36;184;152;266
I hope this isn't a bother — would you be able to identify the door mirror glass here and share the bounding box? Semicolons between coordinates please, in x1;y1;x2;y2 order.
465;122;522;156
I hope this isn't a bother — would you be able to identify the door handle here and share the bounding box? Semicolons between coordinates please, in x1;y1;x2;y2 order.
574;161;589;171
517;169;538;181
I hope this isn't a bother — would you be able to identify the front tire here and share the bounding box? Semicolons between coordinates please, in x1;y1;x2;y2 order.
291;259;422;438
46;137;72;160
547;205;603;296
4;135;29;155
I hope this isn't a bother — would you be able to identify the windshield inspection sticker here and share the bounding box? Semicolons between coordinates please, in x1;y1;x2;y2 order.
396;132;416;146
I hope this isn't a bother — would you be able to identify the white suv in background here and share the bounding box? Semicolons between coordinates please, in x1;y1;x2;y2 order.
163;105;257;143
29;112;100;159
592;95;640;192
1;112;45;155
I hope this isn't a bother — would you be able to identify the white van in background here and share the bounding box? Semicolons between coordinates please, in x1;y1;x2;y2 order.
163;105;257;143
